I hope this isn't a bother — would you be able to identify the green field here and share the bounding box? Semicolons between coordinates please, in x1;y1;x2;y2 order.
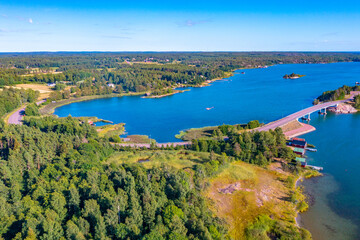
106;150;211;169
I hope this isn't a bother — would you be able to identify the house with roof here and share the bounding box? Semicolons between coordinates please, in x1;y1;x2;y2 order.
293;147;305;156
295;157;307;167
291;137;307;149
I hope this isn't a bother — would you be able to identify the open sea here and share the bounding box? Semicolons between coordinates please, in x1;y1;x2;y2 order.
55;62;360;239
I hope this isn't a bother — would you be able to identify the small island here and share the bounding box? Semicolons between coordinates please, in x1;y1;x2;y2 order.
283;73;305;79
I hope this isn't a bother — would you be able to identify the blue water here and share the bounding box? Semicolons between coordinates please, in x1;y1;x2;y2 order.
55;62;360;142
299;113;360;240
55;62;360;239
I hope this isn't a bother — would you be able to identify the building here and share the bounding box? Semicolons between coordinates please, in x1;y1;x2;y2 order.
293;147;305;156
291;137;307;149
295;157;307;167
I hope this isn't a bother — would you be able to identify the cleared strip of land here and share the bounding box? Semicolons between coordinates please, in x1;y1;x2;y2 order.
280;120;316;139
114;141;192;148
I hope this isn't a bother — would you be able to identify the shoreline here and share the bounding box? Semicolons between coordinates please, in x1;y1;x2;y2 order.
295;176;304;227
282;121;316;139
39;92;146;115
39;70;238;116
197;71;235;87
141;89;189;99
21;63;352;239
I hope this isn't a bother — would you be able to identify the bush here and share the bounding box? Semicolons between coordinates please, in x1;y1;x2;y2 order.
247;120;260;129
110;135;121;143
24;103;40;116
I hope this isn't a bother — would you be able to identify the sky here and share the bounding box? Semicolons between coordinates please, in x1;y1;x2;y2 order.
0;0;360;52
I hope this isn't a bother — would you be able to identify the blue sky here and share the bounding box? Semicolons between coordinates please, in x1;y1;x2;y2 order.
0;0;360;52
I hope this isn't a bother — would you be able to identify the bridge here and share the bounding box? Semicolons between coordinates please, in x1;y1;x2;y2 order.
257;98;352;132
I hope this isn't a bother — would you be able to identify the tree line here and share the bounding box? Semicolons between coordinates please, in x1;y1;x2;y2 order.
191;127;295;167
0;117;229;240
0;88;39;119
314;85;360;104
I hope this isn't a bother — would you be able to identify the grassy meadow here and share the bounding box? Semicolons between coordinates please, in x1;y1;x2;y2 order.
105;149;313;239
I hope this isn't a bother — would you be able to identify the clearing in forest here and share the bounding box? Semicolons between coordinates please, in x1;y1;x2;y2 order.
12;83;54;100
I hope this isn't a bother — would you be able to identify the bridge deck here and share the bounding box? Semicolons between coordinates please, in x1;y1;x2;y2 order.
257;98;351;132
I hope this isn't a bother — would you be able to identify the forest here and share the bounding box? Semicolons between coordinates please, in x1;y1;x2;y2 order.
1;52;360;101
1;52;359;105
0;52;340;239
0;117;231;240
0;110;312;239
314;85;360;103
0;88;39;119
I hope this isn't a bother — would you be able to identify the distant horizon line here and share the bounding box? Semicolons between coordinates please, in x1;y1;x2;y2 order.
0;50;360;54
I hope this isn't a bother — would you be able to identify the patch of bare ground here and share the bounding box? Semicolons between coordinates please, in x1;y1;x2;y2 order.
281;120;316;139
280;120;302;132
328;102;357;114
206;162;295;239
10;84;54;100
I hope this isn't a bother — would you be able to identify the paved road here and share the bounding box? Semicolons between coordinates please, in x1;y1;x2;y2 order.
257;99;350;132
8;100;46;125
8;107;26;125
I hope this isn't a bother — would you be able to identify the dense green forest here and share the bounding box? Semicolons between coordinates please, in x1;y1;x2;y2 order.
1;52;360;70
0;52;337;239
0;119;229;240
314;85;360;104
1;52;360;101
0;88;39;118
191;127;295;167
0;113;308;239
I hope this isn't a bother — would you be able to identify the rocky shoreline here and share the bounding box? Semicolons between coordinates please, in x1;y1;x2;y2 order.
327;103;357;114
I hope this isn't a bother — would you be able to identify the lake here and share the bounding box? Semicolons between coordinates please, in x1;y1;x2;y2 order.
55;62;360;239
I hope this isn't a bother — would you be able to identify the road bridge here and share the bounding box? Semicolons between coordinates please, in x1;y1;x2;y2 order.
257;98;353;132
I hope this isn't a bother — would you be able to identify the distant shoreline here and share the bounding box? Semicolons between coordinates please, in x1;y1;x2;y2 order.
42;70;238;115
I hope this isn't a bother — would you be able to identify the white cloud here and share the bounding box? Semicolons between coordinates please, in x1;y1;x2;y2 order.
28;18;33;24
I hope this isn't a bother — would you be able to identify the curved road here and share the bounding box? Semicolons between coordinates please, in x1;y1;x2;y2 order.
8;107;26;125
8;100;46;125
257;98;352;132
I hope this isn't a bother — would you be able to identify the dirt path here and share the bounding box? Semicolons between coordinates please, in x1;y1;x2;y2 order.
115;141;191;148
